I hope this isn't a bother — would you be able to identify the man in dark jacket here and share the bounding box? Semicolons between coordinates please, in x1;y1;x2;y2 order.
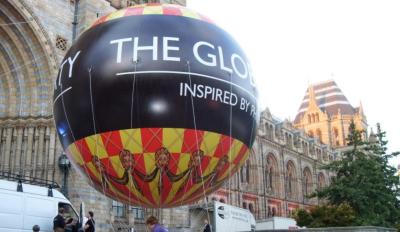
53;208;66;232
84;211;95;232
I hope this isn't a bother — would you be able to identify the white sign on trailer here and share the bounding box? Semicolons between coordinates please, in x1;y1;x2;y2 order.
213;201;256;232
255;217;298;231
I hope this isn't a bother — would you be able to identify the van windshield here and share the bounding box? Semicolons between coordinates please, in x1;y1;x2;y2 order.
59;202;78;224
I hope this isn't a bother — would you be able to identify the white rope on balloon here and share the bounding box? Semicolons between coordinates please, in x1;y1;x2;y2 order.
185;60;212;229
88;67;97;136
228;71;233;206
130;60;137;129
58;72;114;231
127;59;136;220
59;81;96;189
88;67;120;232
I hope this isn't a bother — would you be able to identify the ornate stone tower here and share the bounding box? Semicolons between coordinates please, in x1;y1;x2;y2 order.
293;80;367;148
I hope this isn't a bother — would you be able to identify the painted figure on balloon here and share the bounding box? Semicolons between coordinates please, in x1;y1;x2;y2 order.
91;150;144;195
182;155;230;203
93;147;195;198
91;155;124;196
139;147;190;194
92;156;110;189
175;149;206;195
117;149;145;195
204;155;230;190
91;154;140;204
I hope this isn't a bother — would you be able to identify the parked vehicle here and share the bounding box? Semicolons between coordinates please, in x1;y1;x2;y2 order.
212;201;256;232
0;177;82;232
189;201;256;232
255;217;298;231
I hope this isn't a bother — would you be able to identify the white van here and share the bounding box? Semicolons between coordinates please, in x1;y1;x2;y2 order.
0;179;81;232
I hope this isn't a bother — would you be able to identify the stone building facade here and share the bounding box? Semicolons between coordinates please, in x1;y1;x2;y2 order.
208;108;335;220
0;0;360;231
293;81;368;148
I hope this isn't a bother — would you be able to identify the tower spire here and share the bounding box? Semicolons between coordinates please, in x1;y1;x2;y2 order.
308;85;318;110
358;101;364;116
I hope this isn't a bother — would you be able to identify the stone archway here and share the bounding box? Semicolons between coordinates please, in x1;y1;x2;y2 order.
0;0;57;118
0;0;61;181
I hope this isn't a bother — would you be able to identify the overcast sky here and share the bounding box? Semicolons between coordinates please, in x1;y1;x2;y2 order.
188;0;400;167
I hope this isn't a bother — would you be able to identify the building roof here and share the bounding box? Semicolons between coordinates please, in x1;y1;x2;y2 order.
294;80;356;124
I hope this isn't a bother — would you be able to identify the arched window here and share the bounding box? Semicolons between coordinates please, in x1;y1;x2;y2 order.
308;114;311;123
268;206;272;217
312;114;315;123
288;134;293;148
272;207;277;216
266;123;273;139
303;142;309;155
246;161;250;182
318;173;326;190
242;202;247;209
266;153;279;194
241;160;250;183
286;161;297;198
240;162;246;183
316;113;319;122
333;127;340;146
303;167;313;196
270;124;274;139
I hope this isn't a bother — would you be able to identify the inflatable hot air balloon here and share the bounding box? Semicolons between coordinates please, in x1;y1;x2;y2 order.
53;4;258;208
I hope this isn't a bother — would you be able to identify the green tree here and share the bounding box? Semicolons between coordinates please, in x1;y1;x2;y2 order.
293;203;356;228
294;208;313;227
314;122;400;227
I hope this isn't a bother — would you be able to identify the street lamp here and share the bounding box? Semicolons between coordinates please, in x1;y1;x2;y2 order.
58;153;71;198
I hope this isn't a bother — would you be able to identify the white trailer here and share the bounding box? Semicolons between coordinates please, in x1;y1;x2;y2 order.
189;201;256;232
213;201;256;232
255;217;298;231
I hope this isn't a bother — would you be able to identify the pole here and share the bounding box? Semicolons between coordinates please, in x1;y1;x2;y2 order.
64;168;69;198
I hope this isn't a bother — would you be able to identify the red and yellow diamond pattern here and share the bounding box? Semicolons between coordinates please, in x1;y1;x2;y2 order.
66;128;249;208
91;3;214;28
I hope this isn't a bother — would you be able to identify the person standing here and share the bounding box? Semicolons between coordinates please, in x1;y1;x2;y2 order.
145;216;168;232
84;211;95;232
202;219;211;232
53;208;66;232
